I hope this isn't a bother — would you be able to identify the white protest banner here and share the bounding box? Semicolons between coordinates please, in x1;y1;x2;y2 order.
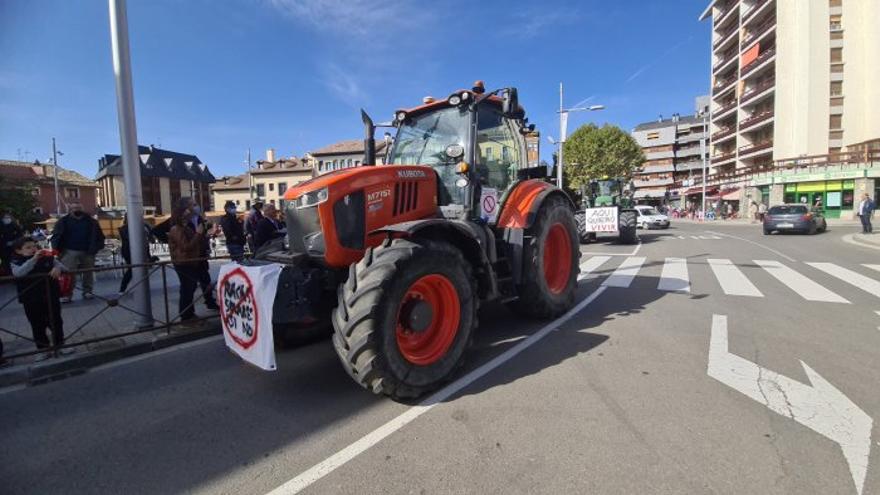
217;263;281;371
583;207;619;233
480;187;499;223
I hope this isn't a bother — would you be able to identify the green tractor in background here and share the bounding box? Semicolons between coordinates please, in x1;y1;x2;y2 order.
574;178;638;245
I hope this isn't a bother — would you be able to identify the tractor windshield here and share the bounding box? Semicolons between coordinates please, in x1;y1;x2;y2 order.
389;106;470;204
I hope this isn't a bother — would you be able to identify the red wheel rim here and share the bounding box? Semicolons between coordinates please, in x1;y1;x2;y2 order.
543;223;572;295
396;274;461;366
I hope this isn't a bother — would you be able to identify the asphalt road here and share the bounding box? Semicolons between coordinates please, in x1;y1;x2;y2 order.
3;221;880;495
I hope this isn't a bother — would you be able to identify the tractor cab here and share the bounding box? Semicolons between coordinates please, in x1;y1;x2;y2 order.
588;178;634;208
384;82;532;220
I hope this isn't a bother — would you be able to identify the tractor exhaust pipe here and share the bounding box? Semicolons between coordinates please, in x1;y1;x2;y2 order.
361;109;376;166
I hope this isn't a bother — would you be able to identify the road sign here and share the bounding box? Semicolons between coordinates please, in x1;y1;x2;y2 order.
218;263;281;370
708;314;872;495
480;187;499;223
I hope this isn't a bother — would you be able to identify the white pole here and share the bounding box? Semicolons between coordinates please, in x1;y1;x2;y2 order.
52;138;61;216
108;0;152;327
557;82;564;189
701;112;708;221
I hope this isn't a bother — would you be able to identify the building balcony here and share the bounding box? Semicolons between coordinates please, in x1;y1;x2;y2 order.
676;145;703;158
739;110;774;132
712;126;736;142
712;150;737;165
713;77;737;98
741;46;776;77
738;140;773;158
713;51;739;74
644;150;675;160
742;0;773;28
741;15;776;50
714;2;739;30
637;163;676;174
676;160;706;172
633;177;675;188
740;78;775;105
714;100;738;118
676;132;705;144
714;24;739;50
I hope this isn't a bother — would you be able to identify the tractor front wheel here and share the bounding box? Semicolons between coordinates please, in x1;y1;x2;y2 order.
331;239;476;400
512;198;580;319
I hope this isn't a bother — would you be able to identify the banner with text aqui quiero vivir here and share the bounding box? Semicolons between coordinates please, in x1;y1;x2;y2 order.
217;263;281;371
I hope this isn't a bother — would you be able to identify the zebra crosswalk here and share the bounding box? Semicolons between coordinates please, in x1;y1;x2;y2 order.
578;256;880;304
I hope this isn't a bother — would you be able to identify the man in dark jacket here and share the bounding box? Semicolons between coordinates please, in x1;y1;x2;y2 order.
254;204;285;251
245;200;263;253
220;200;245;261
0;211;24;275
51;202;105;301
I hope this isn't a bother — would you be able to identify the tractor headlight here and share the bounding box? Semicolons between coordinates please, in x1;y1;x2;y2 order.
295;187;328;209
448;95;462;106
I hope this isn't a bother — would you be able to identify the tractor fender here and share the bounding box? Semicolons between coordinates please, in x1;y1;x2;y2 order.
496;179;576;230
370;219;498;300
495;180;576;285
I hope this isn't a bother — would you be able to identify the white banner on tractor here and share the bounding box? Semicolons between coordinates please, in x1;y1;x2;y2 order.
217;263;281;371
583;207;619;233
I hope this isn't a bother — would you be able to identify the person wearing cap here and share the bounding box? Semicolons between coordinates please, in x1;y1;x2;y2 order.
220;200;245;262
245;200;264;253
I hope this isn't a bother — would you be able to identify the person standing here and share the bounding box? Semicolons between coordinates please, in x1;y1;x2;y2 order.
758;202;767;222
220;200;246;262
118;214;155;295
168;202;208;321
10;236;69;360
0;212;24;275
253;204;284;251
858;193;876;234
748;200;759;223
51;203;105;301
245;200;264;253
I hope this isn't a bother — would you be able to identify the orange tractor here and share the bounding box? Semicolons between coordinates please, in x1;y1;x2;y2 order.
261;82;580;399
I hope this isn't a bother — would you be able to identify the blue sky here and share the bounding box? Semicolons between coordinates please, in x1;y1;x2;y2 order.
0;0;711;179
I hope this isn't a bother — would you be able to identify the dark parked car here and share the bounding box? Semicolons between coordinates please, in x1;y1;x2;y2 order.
763;204;827;235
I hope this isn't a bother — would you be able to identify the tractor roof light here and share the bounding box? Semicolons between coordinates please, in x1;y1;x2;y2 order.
448;95;462;106
395;111;407;122
423;96;435;104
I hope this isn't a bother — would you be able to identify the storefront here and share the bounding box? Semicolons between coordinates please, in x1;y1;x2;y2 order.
781;180;855;219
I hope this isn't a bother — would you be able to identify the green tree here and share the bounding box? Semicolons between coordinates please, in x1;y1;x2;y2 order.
0;176;40;227
562;123;644;189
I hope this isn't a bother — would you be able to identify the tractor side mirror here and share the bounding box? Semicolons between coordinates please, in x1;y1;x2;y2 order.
502;88;519;116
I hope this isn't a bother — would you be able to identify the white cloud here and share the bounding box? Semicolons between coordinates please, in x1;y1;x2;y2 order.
266;0;427;40
502;6;579;39
318;62;367;106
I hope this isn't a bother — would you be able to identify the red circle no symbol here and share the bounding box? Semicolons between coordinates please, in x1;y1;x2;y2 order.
219;267;260;349
483;195;497;213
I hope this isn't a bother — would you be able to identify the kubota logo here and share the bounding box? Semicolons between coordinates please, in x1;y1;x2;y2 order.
397;170;427;178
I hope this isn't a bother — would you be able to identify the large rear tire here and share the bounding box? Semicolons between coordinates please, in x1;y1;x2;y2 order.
618;210;638;244
574;210;591;244
511;198;580;319
331;239;476;400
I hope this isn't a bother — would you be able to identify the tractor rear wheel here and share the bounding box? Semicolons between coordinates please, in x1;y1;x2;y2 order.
512;198;580;319
574;210;591;244
331;239;476;400
618;210;638;244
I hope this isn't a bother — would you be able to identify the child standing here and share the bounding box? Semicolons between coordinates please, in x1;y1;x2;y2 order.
10;236;69;360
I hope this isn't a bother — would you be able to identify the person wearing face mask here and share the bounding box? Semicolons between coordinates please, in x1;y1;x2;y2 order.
0;211;24;276
51;202;105;301
219;200;245;262
177;197;219;311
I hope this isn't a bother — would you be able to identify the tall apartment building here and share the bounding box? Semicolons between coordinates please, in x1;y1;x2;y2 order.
631;100;710;206
700;0;880;217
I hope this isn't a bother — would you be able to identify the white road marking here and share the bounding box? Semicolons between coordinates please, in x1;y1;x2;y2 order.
658;257;689;292
265;286;609;495
601;256;646;288
706;231;796;262
755;260;849;303
707;259;763;297
843;234;880;252
580;239;642;257
578;256;611;281
677;235;686;239
708;314;873;495
807;263;880;299
862;264;880;273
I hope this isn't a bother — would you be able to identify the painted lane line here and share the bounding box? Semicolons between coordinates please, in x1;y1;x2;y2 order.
708;314;872;495
658;257;690;292
707;259;763;297
807;262;880;299
754;260;849;303
862;264;880;273
706;230;796;262
580;239;642;258
601;256;646;288
578;256;611;281
265;286;609;495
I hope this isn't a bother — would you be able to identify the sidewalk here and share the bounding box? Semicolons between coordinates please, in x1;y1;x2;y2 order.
671;217;862;227
0;260;230;387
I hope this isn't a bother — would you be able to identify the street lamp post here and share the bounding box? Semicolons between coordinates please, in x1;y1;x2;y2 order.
51;138;62;216
700;110;709;221
556;82;605;189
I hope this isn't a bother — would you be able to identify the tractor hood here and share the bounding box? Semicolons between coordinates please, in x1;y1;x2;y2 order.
283;165;435;202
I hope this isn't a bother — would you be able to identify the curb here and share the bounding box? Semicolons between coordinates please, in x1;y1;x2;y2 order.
0;324;221;389
842;233;880;251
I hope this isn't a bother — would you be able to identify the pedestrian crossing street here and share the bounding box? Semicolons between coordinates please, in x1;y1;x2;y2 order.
577;255;880;304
